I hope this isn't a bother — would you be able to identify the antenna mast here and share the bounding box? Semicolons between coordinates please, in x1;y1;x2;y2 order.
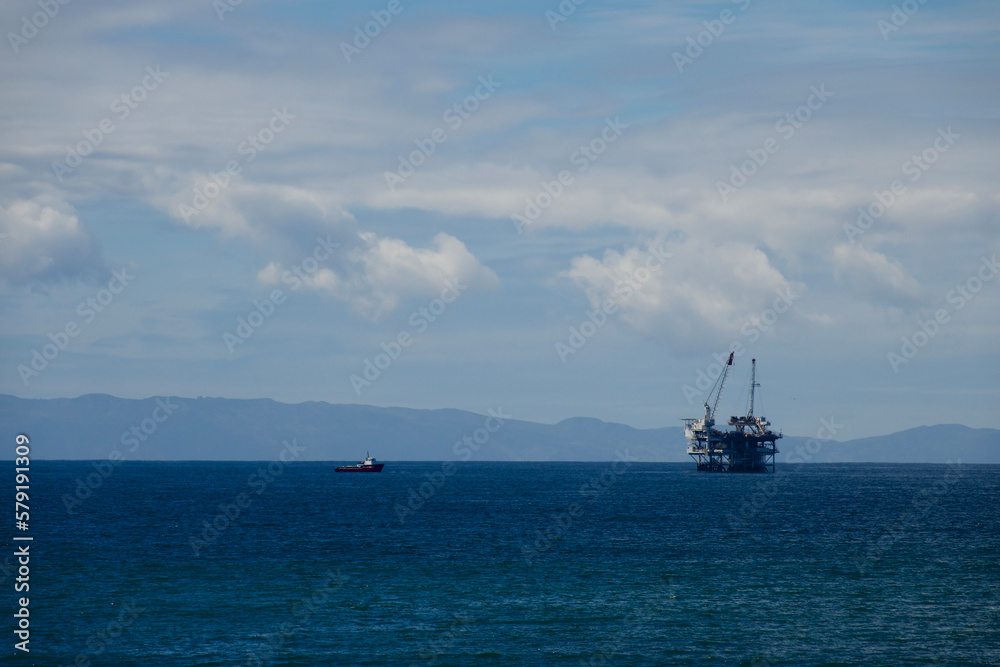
747;358;760;418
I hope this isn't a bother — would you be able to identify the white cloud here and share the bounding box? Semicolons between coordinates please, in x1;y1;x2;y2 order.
0;197;104;286
258;231;498;319
832;244;922;307
150;177;358;262
562;238;801;350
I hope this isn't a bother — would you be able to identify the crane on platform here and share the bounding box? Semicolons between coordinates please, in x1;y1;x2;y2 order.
703;351;735;428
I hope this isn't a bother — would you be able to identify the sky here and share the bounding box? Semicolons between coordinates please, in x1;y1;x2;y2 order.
0;0;997;442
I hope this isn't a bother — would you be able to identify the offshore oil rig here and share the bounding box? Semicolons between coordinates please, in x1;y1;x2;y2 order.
683;354;780;473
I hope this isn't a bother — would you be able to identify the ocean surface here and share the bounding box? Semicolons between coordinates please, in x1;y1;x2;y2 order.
5;461;999;666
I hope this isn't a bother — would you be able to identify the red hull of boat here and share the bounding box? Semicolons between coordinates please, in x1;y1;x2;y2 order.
335;464;385;472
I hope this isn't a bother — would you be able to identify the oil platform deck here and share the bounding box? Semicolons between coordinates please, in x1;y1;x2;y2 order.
684;356;781;473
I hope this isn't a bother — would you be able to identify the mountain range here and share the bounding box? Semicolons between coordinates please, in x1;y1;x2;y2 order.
1;394;997;464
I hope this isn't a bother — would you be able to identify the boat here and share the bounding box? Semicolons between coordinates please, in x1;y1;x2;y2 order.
335;453;384;473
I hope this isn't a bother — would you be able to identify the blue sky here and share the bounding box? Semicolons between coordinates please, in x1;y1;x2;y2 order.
1;0;997;441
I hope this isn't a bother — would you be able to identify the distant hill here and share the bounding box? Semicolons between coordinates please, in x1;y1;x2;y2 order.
0;394;996;463
781;424;1000;464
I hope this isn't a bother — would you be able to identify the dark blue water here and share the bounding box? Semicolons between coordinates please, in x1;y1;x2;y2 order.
5;461;998;666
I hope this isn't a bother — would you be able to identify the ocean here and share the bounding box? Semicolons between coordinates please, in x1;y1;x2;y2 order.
6;460;998;666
